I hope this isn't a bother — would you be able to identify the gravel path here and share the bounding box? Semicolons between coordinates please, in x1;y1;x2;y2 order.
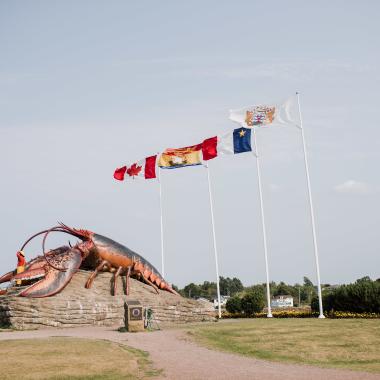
0;326;379;380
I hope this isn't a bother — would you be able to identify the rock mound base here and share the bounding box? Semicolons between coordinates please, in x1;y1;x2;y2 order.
0;270;216;330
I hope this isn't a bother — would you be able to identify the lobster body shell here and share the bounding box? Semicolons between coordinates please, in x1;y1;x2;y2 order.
92;234;160;273
89;233;168;288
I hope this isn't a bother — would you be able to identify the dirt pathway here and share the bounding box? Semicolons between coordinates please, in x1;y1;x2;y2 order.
0;326;378;380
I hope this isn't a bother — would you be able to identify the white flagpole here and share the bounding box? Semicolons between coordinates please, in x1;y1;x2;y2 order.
296;92;325;318
206;162;222;319
251;128;273;318
157;167;165;278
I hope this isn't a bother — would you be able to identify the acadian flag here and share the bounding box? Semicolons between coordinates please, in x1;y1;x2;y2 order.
229;96;299;128
158;144;203;169
113;155;157;181
202;127;253;161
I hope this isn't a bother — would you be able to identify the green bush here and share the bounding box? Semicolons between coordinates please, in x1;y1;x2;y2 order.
226;296;242;313
241;287;265;315
311;277;380;313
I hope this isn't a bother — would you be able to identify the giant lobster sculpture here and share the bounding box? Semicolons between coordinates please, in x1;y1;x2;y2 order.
0;224;178;298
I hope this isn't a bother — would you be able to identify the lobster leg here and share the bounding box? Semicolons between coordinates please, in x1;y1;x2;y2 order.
141;274;159;294
125;266;131;296
113;266;122;296
85;260;108;289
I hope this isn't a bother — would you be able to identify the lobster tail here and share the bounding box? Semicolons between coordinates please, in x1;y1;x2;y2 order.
159;280;180;296
133;261;179;296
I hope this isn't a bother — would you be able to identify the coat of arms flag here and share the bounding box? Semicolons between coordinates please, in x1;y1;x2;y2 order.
229;96;299;128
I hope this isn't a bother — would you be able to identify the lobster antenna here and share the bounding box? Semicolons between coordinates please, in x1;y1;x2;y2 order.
20;223;88;252
20;227;68;251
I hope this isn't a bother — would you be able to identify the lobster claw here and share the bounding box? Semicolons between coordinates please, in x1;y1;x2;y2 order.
0;271;14;284
14;247;83;298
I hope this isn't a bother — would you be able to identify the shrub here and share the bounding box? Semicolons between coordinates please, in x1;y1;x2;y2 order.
311;277;380;314
241;287;265;315
226;295;242;313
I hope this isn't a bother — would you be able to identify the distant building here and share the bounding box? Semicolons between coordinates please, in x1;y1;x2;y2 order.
271;294;293;308
196;297;213;304
213;295;230;308
322;285;340;292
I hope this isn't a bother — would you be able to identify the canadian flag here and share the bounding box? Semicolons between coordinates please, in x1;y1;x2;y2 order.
114;155;157;181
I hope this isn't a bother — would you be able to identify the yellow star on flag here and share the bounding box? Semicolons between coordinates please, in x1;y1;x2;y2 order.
239;129;246;137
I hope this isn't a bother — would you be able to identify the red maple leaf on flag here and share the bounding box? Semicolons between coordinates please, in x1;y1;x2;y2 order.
127;163;142;177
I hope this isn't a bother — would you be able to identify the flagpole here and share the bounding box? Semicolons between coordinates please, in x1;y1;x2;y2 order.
252;127;273;318
157;167;165;278
206;162;222;319
296;92;325;319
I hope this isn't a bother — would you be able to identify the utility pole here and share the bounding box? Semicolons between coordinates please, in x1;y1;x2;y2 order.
298;287;301;307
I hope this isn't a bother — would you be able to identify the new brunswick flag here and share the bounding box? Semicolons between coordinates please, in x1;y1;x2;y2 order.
158;143;202;169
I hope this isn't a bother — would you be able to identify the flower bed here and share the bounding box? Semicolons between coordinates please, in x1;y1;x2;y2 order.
327;311;380;319
222;310;380;319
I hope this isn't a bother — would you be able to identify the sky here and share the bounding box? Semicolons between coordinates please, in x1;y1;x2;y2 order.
0;1;379;288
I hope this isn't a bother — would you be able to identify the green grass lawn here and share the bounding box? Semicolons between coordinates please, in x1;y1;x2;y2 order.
0;337;161;380
187;318;380;373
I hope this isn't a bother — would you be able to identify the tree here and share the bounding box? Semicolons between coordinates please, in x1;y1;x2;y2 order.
356;276;371;283
241;286;265;315
303;277;314;287
219;277;229;296
302;276;316;304
273;282;295;297
311;277;380;313
226;296;242;313
183;283;200;298
199;281;217;299
231;277;244;295
219;276;244;296
245;283;265;294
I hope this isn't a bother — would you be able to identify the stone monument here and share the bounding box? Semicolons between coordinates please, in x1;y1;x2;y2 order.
0;270;216;330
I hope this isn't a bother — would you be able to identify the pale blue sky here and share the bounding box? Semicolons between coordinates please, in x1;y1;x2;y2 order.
1;1;379;287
